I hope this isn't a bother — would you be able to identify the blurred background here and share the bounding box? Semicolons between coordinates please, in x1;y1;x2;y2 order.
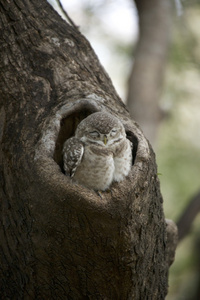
49;0;200;299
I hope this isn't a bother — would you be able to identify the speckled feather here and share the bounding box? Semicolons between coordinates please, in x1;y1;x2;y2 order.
62;137;84;177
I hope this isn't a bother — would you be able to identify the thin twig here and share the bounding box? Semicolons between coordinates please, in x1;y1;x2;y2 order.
56;0;78;30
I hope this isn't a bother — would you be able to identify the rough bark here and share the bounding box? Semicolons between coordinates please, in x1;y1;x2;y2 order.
0;0;176;299
127;0;171;144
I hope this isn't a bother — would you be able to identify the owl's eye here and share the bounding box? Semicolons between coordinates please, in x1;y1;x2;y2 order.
89;131;100;138
110;129;117;136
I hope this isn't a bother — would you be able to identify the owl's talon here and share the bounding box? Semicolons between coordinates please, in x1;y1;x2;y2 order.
96;191;103;199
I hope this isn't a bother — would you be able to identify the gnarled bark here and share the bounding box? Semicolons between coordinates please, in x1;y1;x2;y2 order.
0;0;176;299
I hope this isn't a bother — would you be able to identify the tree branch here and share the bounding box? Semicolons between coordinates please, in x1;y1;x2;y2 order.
177;189;200;241
55;0;79;29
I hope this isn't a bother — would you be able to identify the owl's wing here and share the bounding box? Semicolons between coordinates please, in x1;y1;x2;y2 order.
62;137;84;177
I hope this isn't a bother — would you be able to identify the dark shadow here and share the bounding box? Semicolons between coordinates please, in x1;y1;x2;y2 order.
126;130;138;165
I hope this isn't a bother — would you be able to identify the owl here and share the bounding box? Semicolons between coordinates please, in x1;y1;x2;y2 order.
62;112;132;191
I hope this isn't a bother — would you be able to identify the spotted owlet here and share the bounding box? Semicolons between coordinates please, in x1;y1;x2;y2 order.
62;112;132;191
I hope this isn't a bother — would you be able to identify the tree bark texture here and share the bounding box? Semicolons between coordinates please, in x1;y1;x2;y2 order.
0;1;176;299
127;0;171;144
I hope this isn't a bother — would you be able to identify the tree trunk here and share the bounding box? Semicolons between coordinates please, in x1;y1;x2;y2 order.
127;0;171;144
0;0;176;299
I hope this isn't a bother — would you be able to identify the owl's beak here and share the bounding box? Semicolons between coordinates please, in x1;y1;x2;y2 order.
104;135;108;145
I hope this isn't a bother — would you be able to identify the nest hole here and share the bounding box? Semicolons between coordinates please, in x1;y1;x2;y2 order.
54;108;138;172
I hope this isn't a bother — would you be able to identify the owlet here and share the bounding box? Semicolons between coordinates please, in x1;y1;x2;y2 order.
63;112;132;191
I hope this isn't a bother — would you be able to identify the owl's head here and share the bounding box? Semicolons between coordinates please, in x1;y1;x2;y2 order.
75;112;126;147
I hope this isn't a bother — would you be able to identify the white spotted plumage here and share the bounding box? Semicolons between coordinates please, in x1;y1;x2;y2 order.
62;112;132;191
